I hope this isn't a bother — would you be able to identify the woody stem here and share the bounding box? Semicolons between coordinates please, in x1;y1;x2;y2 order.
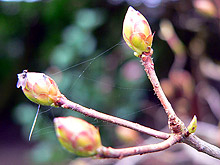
56;97;170;140
97;134;181;158
140;52;186;133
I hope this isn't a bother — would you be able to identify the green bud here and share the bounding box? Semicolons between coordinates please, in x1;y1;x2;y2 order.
54;116;102;157
187;115;197;134
17;70;65;107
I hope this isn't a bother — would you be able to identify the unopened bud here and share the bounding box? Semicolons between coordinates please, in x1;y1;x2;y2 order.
187;115;197;134
123;6;154;57
17;70;64;107
54;116;102;157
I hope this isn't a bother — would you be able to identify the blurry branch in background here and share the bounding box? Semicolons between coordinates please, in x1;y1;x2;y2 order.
159;19;187;71
197;56;220;121
197;82;220;120
193;0;220;34
200;57;220;82
193;0;220;18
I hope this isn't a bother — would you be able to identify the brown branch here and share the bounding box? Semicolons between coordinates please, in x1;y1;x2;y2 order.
141;53;176;117
56;97;170;140
182;134;220;160
54;53;220;159
140;53;186;134
141;52;220;159
97;135;181;158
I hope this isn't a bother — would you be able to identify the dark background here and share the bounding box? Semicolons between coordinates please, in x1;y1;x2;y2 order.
0;0;220;164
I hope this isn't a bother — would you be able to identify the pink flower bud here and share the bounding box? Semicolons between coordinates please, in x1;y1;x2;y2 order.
123;6;154;57
17;70;64;107
54;116;102;157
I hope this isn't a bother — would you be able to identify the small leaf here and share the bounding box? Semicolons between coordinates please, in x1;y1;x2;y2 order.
187;115;197;133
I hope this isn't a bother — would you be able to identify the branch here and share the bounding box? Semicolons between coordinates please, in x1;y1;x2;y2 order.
140;53;186;134
182;134;220;160
141;52;220;159
97;135;181;158
54;53;220;159
56;97;170;140
141;53;176;117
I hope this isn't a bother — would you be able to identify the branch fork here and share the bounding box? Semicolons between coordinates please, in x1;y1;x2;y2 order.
53;51;211;159
140;52;187;135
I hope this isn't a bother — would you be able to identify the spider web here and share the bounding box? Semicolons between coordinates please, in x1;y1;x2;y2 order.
31;41;161;141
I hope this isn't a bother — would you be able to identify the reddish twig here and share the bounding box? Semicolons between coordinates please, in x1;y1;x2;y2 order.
140;52;220;159
97;135;181;158
56;97;170;140
140;52;186;134
53;52;220;160
54;52;220;160
140;52;176;117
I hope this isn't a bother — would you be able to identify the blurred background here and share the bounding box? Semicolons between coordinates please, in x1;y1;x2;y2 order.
1;0;220;164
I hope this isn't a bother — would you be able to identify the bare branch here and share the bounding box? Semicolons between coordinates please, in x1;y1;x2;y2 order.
182;134;220;160
140;53;186;133
56;97;170;140
96;135;181;158
140;53;220;159
141;53;175;117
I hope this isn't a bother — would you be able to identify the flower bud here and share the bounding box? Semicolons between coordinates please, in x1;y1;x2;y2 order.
17;70;64;107
54;116;102;157
123;6;154;57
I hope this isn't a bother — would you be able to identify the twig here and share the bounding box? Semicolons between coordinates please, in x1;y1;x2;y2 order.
56;97;170;140
140;52;186;134
97;135;181;158
54;52;220;160
182;134;220;159
140;53;176;117
140;52;220;159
